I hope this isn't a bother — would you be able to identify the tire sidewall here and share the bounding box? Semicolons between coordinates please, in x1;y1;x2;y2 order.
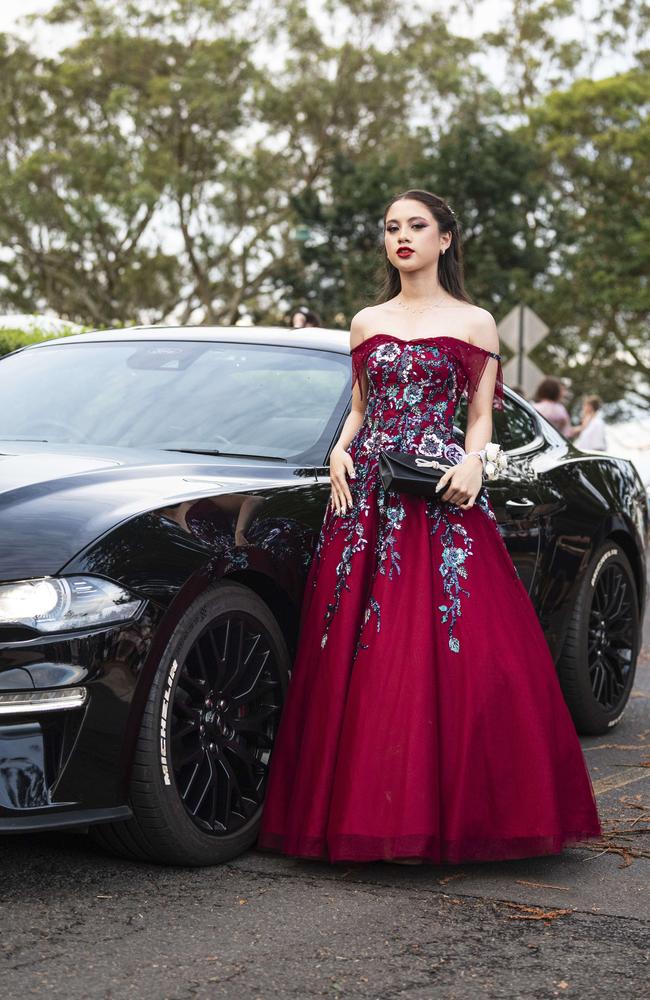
139;581;289;865
570;542;639;731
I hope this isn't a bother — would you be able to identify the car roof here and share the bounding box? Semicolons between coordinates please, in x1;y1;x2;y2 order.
25;324;352;355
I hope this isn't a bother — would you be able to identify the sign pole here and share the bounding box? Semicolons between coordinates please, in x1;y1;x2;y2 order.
517;302;524;386
498;303;549;398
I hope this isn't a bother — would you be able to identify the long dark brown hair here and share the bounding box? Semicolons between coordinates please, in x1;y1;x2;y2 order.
376;189;472;304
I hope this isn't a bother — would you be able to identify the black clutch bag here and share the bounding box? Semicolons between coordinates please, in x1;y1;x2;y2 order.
378;450;484;501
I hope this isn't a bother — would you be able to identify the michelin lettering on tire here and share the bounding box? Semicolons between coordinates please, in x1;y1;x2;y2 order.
160;658;180;786
590;547;617;587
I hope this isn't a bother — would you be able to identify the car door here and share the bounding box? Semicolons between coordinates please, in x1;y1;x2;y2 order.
455;394;546;595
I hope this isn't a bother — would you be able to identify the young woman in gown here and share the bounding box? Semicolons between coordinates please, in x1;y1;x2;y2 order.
257;189;602;865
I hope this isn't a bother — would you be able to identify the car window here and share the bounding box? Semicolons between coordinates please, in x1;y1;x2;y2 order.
0;341;350;465
494;396;540;450
454;394;539;451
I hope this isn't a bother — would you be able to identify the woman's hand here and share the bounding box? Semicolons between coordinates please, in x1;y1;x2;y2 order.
435;454;483;510
329;443;356;515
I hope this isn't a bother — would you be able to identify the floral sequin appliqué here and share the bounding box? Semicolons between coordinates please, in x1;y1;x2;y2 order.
315;334;504;654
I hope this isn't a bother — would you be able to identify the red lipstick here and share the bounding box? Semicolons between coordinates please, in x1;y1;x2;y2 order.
396;248;414;258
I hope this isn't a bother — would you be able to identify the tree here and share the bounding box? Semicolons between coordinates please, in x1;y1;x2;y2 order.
525;60;650;409
0;0;646;376
0;33;182;325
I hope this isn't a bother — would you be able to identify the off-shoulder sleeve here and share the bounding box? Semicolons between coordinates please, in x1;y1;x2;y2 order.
350;338;382;398
459;343;505;412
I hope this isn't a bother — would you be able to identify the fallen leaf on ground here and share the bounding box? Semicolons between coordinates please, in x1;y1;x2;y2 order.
502;902;573;923
515;880;570;891
437;872;467;884
620;796;645;809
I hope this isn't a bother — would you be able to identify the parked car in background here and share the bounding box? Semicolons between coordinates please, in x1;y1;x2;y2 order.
0;326;646;864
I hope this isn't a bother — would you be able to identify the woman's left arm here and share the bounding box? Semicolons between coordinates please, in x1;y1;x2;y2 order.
436;311;501;510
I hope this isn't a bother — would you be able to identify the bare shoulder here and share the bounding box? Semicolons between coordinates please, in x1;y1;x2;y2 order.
349;305;382;350
466;305;500;354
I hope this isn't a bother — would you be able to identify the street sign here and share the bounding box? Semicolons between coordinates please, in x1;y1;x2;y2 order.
498;304;549;396
502;354;545;395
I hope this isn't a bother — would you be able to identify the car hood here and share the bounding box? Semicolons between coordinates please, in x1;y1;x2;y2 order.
0;443;293;580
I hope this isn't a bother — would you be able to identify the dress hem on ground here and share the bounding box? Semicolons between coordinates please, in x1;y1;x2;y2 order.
256;829;603;865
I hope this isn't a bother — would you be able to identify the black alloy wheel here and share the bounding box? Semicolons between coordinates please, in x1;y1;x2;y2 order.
557;541;639;735
93;582;290;865
587;562;636;713
171;612;280;836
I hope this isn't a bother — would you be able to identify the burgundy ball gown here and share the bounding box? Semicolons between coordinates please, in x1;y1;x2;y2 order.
257;333;602;864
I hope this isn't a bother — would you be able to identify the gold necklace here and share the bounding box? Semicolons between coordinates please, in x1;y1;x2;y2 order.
395;293;450;315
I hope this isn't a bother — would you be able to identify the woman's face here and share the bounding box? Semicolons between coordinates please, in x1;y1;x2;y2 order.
384;198;449;271
292;312;307;328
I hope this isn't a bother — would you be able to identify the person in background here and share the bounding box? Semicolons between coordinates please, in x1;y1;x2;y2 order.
290;305;322;328
559;380;572;408
573;395;608;451
532;376;571;435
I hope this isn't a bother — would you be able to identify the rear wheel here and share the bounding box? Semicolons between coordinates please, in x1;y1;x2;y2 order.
93;582;289;865
557;542;639;735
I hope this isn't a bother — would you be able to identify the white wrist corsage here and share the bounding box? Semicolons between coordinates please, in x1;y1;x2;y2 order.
483;441;508;480
465;442;508;480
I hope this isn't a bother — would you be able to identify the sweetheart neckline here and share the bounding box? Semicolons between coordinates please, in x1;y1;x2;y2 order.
351;332;501;359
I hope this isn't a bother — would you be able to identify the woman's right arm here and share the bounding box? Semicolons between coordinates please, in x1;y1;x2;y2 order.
329;315;369;516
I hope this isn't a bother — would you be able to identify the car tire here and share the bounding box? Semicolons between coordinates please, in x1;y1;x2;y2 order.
556;541;640;735
93;581;290;865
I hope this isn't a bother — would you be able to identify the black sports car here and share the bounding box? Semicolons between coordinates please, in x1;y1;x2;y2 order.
0;326;646;865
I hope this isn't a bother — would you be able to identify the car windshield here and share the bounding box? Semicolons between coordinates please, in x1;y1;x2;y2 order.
0;340;350;464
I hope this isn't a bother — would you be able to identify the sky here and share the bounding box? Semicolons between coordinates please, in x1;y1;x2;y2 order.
0;1;51;35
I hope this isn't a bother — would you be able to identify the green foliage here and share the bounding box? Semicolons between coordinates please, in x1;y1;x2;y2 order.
0;326;81;357
0;0;646;407
525;65;650;408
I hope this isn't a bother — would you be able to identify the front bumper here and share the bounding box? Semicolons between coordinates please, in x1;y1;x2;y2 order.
0;605;162;831
0;804;132;833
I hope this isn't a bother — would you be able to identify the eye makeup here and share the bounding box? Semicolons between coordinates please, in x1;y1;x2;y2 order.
385;219;428;232
386;214;429;224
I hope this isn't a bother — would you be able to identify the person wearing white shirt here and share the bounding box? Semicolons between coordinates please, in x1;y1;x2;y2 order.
574;395;608;451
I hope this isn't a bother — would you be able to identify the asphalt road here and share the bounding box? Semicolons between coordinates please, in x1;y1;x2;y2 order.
1;610;649;999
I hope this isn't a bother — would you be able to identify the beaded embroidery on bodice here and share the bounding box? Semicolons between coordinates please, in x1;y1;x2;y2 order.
351;333;504;459
313;333;506;656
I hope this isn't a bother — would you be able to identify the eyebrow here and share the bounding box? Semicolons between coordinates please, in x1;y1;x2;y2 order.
385;216;428;224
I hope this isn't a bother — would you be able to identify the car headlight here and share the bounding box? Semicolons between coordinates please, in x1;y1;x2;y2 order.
0;576;144;634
